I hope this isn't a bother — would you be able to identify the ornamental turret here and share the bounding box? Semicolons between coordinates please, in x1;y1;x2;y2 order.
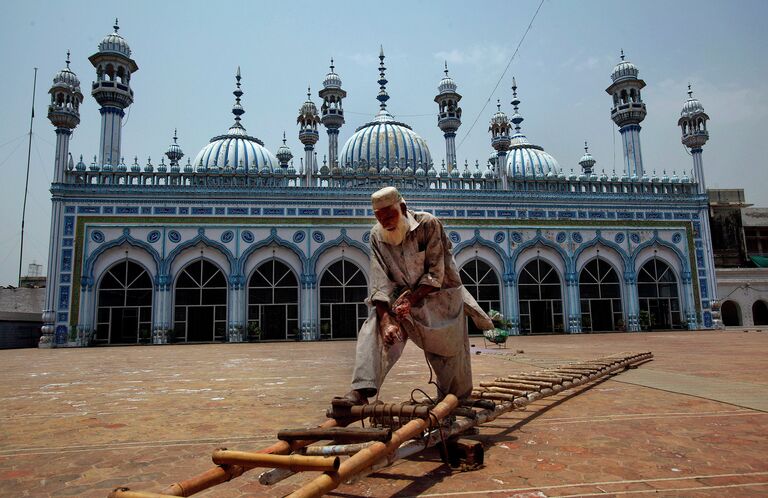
89;19;138;168
165;129;184;168
434;62;462;172
319;60;346;168
48;51;84;183
606;50;646;178
276;131;293;168
297;87;320;186
579;141;596;176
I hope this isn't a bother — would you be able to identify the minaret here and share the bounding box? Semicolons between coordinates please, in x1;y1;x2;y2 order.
579;141;596;176
606;50;646;178
297;87;320;186
679;85;716;323
48;51;83;183
678;85;709;194
377;46;389;114
319;60;346;167
489;99;511;189
434;62;462;172
41;52;84;348
88;19;138;167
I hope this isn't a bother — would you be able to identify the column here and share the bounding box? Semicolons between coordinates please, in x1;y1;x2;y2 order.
623;269;640;331
99;106;124;167
503;271;519;335
54;128;72;183
300;273;318;340
328;129;339;167
620;124;644;178
565;271;582;333
498;151;508;190
681;270;698;330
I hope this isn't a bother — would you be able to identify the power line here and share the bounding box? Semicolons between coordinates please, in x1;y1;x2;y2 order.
456;0;546;152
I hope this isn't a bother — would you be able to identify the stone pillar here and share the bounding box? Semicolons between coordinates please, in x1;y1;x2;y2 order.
53;128;72;183
498;151;508;190
40;201;66;347
681;270;698;330
565;271;582;333
99;106;124;167
503;271;519;335
620;124;644;178
301;273;318;340
623;269;640;331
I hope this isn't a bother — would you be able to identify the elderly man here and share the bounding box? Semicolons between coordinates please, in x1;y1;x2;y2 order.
337;186;494;406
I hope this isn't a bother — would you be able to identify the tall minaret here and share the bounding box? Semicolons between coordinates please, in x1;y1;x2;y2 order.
41;52;84;348
319;60;345;167
88;19;138;167
678;85;709;194
606;50;646;179
434;62;462;172
489;99;511;189
297;87;320;186
679;85;716;321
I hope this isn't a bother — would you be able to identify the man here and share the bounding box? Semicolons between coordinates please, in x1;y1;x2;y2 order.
337;186;494;406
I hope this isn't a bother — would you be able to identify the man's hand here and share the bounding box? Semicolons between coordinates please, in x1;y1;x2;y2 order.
379;313;404;346
392;291;412;320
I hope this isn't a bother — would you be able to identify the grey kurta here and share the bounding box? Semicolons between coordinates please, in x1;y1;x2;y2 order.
351;210;488;399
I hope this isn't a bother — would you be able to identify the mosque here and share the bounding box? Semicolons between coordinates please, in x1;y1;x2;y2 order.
39;21;716;346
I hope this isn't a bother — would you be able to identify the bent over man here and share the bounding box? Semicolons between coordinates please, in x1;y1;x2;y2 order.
338;186;494;406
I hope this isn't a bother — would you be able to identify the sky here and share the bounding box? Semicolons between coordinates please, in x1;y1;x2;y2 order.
0;0;766;286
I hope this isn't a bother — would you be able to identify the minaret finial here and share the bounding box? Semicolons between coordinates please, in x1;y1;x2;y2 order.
283;131;287;144
496;99;501;111
377;45;389;111
620;49;625;60
65;50;71;68
584;140;589;153
232;67;245;125
444;60;449;76
510;77;523;134
173;128;178;143
687;82;693;98
307;86;311;100
330;58;335;72
114;18;119;32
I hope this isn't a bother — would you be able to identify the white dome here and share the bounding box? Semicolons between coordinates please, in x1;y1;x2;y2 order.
611;52;639;82
339;110;431;172
98;20;131;58
194;125;278;173
506;134;560;177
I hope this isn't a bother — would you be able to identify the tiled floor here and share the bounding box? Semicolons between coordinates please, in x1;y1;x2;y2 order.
1;330;766;497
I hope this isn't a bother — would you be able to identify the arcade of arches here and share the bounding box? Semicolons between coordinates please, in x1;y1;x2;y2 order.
93;254;691;344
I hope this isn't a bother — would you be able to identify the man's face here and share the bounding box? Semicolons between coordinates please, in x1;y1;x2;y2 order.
374;204;404;231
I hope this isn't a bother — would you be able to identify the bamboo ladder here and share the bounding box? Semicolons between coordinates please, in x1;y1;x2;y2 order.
107;351;653;498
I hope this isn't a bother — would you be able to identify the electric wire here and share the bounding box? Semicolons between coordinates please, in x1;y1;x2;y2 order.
456;0;546;152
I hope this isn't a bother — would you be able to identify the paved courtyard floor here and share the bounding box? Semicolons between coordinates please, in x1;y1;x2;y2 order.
0;330;766;497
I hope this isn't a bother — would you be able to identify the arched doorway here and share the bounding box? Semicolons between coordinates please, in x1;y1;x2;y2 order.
753;300;768;326
247;260;299;340
579;258;623;332
637;258;681;329
720;300;742;326
95;260;153;344
173;260;227;342
460;258;501;335
518;258;564;334
319;259;368;339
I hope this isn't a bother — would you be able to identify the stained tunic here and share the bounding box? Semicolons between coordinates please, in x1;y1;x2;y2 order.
351;210;489;399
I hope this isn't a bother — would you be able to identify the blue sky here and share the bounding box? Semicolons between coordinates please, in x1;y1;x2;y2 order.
0;0;766;285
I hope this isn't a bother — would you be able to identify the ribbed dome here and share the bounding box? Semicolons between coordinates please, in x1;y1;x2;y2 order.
438;63;457;94
681;89;706;118
193;69;279;173
53;63;80;89
323;61;342;89
611;51;639;82
339;110;431;172
506;134;560;177
275;133;293;164
98;19;131;58
194;125;278;173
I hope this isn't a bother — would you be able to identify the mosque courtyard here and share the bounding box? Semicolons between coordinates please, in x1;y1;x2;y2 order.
0;330;766;497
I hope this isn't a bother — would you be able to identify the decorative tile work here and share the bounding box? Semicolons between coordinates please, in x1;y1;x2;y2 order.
61;249;73;272
154;207;176;214
103;206;114;214
65;206;75;214
64;216;75;236
116;206;139;214
333;209;353;216
58;286;70;310
263;208;284;215
62;238;73;247
299;208;319;216
192;207;213;215
215;207;225;215
77;206;100;214
227;208;248;215
141;207;152;214
179;207;189;214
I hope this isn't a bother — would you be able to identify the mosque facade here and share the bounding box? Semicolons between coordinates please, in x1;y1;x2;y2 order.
39;22;717;346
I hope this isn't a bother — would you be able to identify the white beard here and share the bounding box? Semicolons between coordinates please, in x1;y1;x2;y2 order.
379;212;409;246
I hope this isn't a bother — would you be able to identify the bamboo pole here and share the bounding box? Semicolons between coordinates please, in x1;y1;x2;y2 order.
286;394;459;498
211;450;339;472
159;418;340;496
109;489;180;498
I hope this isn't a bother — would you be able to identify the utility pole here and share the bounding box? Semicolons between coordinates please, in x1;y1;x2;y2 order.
19;67;38;286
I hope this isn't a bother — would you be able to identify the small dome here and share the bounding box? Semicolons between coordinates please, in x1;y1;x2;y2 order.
300;93;318;116
53;59;80;89
611;51;639;82
98;19;132;58
276;133;293;164
165;129;184;164
323;60;342;89
680;86;706;118
507;139;560;177
339;110;431;173
75;155;86;171
438;63;457;94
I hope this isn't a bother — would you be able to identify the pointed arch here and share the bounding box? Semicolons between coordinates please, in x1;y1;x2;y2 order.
163;230;235;276
453;230;509;275
238;228;307;277
84;231;161;288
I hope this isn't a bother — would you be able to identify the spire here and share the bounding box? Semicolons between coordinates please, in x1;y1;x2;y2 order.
620;48;624;61
510;77;523;133
688;82;693;98
330;58;335;73
444;60;449;76
232;66;245;127
113;18;119;32
377;45;389;111
65;50;71;68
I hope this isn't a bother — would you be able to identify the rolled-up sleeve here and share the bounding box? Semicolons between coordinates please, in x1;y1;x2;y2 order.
418;218;445;289
368;237;395;305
